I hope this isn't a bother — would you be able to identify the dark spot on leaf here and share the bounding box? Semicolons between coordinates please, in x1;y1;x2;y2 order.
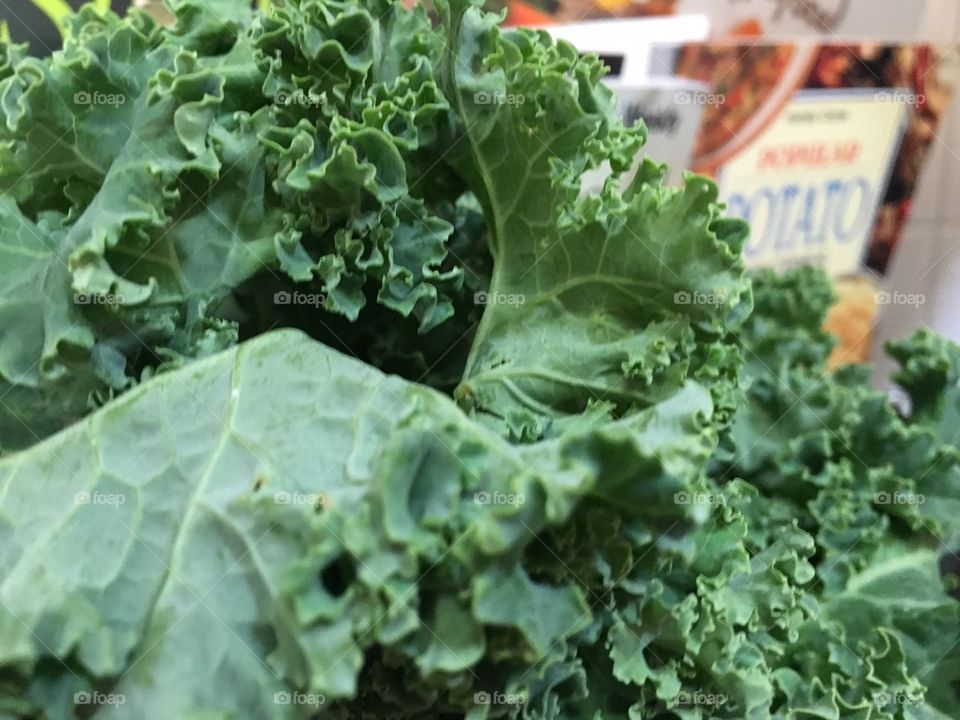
939;550;960;600
320;554;356;598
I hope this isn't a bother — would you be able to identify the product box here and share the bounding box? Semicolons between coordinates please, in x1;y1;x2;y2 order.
713;89;905;277
676;41;954;362
673;42;946;277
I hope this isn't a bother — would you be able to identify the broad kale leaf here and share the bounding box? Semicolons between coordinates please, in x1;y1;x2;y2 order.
0;330;717;718
442;1;750;438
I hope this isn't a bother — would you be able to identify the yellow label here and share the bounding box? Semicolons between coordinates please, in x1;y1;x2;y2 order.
718;91;906;276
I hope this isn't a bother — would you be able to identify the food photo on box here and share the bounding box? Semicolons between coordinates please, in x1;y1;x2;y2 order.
0;0;958;718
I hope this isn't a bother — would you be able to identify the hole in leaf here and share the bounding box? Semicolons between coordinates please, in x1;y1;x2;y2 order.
320;554;356;598
940;550;960;600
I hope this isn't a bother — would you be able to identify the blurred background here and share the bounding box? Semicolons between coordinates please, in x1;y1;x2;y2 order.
2;0;960;376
